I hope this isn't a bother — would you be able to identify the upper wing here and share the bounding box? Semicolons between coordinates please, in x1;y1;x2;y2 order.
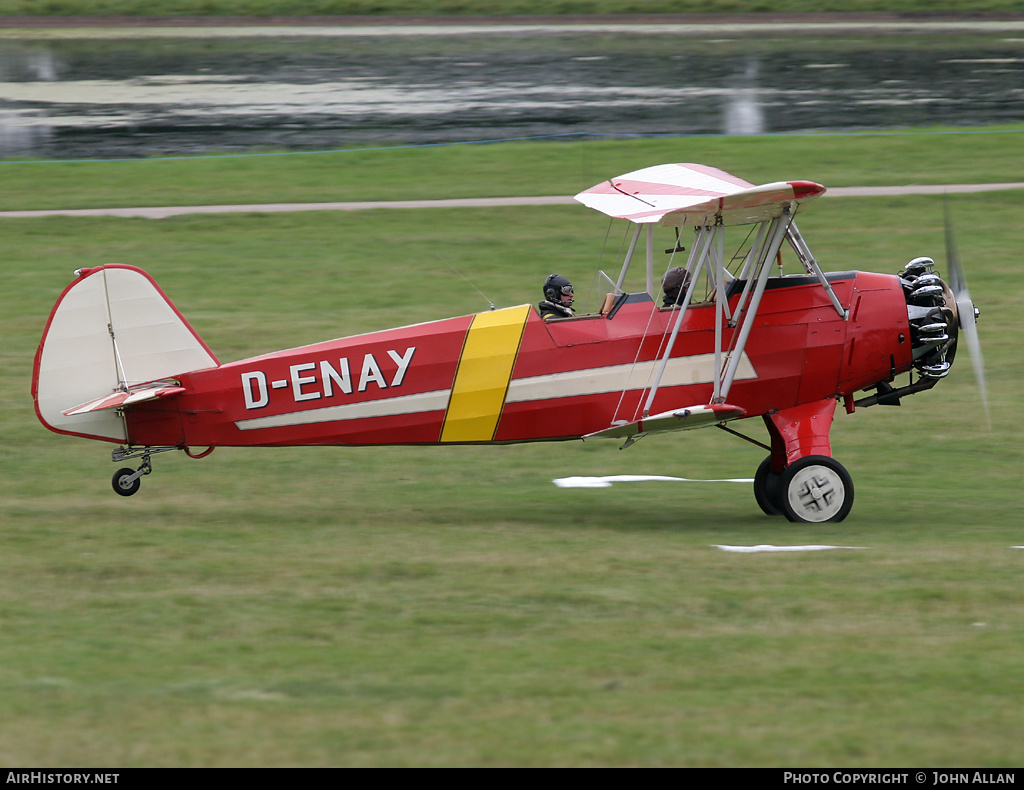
574;163;825;226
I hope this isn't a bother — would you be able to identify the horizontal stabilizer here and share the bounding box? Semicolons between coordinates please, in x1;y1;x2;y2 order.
62;383;186;417
584;403;745;445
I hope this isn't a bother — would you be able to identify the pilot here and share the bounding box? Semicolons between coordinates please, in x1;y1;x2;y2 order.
539;274;575;321
662;266;690;308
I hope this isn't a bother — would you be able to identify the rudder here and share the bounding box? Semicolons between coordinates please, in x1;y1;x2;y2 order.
33;265;219;443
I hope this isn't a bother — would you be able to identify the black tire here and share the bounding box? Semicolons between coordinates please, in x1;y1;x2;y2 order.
112;467;141;497
779;456;854;523
753;456;784;516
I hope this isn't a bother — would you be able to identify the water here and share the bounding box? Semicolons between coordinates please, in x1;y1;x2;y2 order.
1;23;1023;159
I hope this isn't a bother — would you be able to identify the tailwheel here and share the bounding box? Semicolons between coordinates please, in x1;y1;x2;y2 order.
753;456;784;516
110;449;156;497
779;455;854;523
112;467;142;497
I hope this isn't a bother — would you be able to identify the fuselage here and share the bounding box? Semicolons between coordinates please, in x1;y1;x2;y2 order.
124;271;913;449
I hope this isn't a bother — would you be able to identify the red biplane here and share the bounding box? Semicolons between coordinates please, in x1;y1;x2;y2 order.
33;163;984;522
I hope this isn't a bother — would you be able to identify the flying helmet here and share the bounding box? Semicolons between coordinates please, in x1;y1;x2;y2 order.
662;266;689;303
543;274;574;305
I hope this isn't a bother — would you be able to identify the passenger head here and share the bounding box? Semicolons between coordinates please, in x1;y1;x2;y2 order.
662;267;689;305
543;274;574;306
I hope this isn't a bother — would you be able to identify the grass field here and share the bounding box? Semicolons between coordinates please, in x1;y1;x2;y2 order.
6;127;1024;211
2;131;1023;766
1;0;1022;18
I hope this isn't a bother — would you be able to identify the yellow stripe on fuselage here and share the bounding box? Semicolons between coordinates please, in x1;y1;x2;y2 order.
440;304;532;443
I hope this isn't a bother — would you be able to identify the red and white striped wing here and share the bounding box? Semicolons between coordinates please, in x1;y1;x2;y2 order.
574;163;825;226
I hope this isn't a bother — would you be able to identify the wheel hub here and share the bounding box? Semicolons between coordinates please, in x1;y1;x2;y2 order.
786;465;847;522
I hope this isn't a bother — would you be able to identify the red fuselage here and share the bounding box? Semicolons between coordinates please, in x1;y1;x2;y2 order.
124;271;912;450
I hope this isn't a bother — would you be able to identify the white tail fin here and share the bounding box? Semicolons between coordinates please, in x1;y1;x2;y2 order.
33;265;219;442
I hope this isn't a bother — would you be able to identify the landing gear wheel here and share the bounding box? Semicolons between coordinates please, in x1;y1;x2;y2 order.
753;456;784;516
779;456;854;523
112;467;141;497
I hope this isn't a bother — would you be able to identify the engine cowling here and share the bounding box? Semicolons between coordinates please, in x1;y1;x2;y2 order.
899;256;960;379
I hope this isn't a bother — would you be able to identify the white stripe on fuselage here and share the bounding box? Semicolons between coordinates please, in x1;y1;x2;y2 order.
233;353;756;431
506;353;755;403
235;389;451;431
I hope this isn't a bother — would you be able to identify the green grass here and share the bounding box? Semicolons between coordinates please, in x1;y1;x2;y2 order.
2;134;1023;766
5;127;1024;211
2;1;1022;18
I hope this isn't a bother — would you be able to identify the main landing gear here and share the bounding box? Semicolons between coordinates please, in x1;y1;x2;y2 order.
750;399;855;523
754;454;855;523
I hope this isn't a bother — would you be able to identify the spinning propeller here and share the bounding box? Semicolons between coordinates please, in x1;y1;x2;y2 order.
944;201;991;428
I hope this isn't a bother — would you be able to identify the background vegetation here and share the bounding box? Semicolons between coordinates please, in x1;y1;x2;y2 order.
4;128;1024;211
2;129;1022;766
1;0;1023;19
